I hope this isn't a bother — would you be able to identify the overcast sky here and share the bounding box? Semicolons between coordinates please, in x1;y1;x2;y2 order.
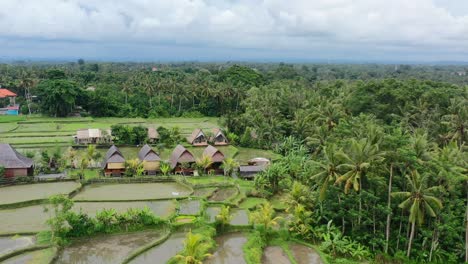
1;0;468;62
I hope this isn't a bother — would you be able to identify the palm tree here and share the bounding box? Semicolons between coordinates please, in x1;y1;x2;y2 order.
195;155;212;175
221;158;239;177
441;98;467;146
175;231;212;264
310;144;341;201
392;170;443;257
86;145;101;167
160;162;171;176
250;202;282;231
336;138;384;226
215;205;232;231
121;80;132;104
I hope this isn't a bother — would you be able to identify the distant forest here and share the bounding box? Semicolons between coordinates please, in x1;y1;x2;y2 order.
0;61;467;263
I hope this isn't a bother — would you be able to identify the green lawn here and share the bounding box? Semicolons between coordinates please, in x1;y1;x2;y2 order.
239;197;268;209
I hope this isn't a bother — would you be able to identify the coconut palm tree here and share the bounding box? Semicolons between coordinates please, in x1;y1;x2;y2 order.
310;144;341;201
250;202;282;231
221;158;239;177
195;155;212;175
160;162;171;176
175;231;212;264
392;170;443;257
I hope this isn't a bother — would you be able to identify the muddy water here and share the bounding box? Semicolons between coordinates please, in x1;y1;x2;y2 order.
0;205;49;234
230;209;249;225
262;246;291;264
55;231;164;264
192;187;217;197
3;248;54;264
205;232;247;264
130;232;186;264
178;199;201;215
206;207;221;223
0;236;35;255
208;188;237;201
290;243;324;264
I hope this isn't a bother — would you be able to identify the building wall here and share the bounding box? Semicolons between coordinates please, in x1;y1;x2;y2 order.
107;162;125;169
143;161;160;171
4;168;28;177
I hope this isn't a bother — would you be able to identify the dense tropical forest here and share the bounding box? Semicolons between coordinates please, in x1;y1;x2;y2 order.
0;61;467;263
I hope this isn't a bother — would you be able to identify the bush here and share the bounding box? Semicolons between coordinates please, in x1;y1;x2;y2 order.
243;231;266;264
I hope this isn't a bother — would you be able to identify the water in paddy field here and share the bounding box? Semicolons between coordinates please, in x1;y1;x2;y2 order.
0;236;35;255
3;248;55;264
230;209;249;225
178;199;201;215
205;206;221;223
208;187;237;201
55;231;165;264
205;232;248;264
262;246;291;264
129;232;186;264
289;243;324;264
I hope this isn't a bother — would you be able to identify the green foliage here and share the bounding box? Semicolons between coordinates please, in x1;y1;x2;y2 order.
215;205;232;231
320;221;371;260
243;231;267;264
111;124;148;144
43;194;74;246
36;76;82;117
174;230;213;264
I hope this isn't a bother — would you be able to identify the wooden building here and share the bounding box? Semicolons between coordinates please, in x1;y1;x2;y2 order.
170;145;195;174
187;129;208;146
239;157;270;179
211;128;229;145
203;145;225;173
147;127;159;143
74;129;111;144
138;144;161;175
0;144;33;177
102;145;126;176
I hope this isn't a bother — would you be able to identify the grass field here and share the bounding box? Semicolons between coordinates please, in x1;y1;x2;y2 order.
72;183;191;201
73;200;176;218
0;182;81;206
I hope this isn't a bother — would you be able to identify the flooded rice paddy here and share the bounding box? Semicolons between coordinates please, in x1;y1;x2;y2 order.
55;230;164;264
72;183;191;201
208;187;237;201
0;236;35;255
290;243;324;264
262;246;291;264
178;199;201;215
130;232;186;264
192;187;217;197
206;232;248;264
230;209;250;225
205;206;221;223
3;248;55;264
0;182;80;206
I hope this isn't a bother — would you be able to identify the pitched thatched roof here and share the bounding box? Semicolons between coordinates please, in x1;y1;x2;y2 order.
102;145;125;168
187;128;206;144
75;128;102;139
148;127;159;139
212;128;227;139
76;129;89;139
170;144;195;169
248;157;270;166
138;144;161;162
0;144;33;168
202;145;225;163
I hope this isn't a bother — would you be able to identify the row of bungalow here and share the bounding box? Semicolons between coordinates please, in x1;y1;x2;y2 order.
76;128;229;146
102;144;264;178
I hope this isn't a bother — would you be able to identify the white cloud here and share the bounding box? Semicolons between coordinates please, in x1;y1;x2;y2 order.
0;0;468;60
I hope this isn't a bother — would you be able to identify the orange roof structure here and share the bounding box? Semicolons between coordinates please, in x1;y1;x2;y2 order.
0;89;17;98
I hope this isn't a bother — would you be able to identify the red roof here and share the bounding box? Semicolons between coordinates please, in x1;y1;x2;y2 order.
0;89;16;98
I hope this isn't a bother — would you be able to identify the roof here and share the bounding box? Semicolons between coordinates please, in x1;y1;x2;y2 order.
76;129;102;139
248;157;270;166
239;165;265;173
148;127;159;139
203;145;225;162
138;144;161;162
187;128;206;144
0;144;33;168
102;145;125;168
170;144;195;169
0;89;17;98
88;129;101;138
76;129;89;139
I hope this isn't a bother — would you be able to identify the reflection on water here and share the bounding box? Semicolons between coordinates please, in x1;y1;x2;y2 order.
230;209;249;225
130;232;186;264
0;236;35;255
178;200;201;215
206;232;247;264
262;246;291;264
290;243;324;264
55;231;164;264
206;207;221;223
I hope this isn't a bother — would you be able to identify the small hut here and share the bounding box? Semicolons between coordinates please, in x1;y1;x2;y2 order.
102;145;126;177
239;165;266;179
0;144;33;177
74;128;106;144
148;127;159;143
248;157;270;166
138;144;161;175
187;129;208;146
202;145;225;173
170;145;195;174
211;128;229;145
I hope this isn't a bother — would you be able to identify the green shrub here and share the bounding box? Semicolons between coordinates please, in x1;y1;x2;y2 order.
243;231;266;264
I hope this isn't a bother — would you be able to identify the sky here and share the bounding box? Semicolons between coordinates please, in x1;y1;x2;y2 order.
1;0;468;63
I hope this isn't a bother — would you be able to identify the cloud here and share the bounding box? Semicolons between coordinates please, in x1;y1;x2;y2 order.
0;0;468;61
